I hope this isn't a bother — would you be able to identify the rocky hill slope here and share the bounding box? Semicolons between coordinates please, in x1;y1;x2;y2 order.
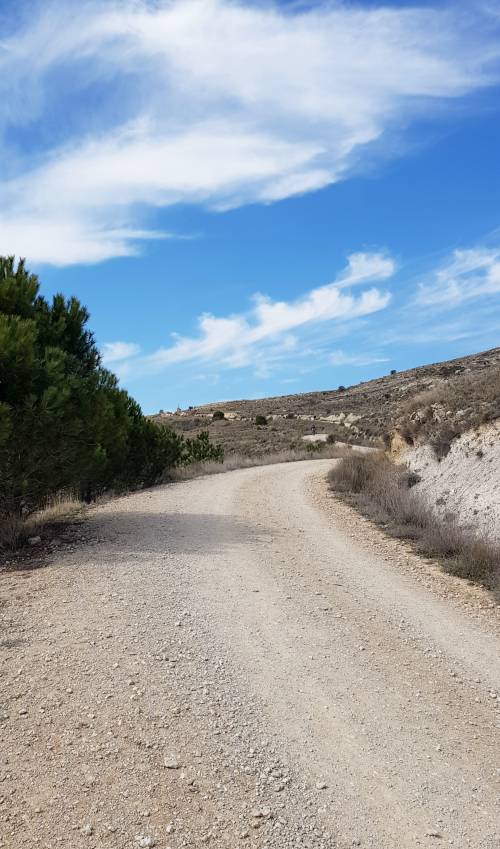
151;347;500;457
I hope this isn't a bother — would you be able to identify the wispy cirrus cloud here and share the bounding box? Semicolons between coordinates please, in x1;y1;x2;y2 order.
101;341;141;364
109;252;394;376
329;350;390;367
106;237;500;396
1;0;499;265
416;248;500;306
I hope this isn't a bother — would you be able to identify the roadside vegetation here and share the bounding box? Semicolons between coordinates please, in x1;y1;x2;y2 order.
168;443;348;482
396;365;500;457
1;492;84;551
329;452;499;588
0;257;222;548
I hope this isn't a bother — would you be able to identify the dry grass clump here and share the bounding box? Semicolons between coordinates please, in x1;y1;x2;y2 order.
329;453;499;588
167;444;349;482
398;366;500;457
0;492;83;550
0;513;25;550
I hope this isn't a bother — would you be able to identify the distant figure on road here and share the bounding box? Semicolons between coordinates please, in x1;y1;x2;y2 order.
311;423;316;435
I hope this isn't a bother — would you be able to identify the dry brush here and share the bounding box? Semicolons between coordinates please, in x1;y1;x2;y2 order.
329;452;499;588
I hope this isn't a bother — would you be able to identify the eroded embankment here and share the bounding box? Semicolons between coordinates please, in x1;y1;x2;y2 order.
401;421;500;544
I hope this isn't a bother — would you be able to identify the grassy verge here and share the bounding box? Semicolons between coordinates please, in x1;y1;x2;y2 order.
166;444;349;482
0;493;83;551
328;452;499;588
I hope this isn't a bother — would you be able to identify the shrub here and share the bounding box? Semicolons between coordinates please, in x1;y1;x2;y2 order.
305;441;322;453
255;414;267;426
181;431;224;465
212;410;225;420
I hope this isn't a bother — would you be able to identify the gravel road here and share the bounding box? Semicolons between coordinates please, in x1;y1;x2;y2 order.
1;459;499;849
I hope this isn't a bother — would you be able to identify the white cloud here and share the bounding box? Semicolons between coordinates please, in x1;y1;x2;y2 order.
0;122;322;264
329;350;390;366
335;253;396;288
0;215;169;266
101;341;141;364
122;252;394;374
0;0;499;264
416;248;500;306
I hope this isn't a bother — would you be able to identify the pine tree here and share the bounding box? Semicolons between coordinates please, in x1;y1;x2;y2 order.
0;257;223;539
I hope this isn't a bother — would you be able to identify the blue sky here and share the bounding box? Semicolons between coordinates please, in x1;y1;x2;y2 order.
1;0;500;413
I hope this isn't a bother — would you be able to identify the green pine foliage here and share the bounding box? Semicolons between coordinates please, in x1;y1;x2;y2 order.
181;431;224;465
0;257;223;522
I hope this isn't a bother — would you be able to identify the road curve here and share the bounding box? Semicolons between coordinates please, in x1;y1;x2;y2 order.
1;459;499;849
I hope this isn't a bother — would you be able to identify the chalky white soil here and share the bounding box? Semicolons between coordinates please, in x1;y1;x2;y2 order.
406;421;500;543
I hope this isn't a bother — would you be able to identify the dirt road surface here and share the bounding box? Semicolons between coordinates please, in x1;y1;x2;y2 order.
1;460;499;849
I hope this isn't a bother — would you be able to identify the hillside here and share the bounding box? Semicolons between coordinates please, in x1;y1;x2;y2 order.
151;347;500;457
